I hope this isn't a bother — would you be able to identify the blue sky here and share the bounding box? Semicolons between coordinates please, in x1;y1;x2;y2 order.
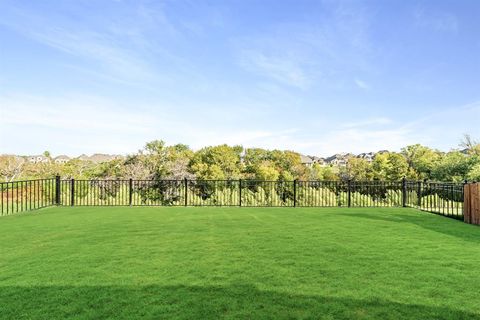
0;0;479;156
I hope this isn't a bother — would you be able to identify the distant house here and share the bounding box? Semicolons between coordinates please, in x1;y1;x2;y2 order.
325;154;349;167
300;155;314;167
301;156;327;167
357;152;375;163
310;156;326;166
54;155;70;164
27;155;50;164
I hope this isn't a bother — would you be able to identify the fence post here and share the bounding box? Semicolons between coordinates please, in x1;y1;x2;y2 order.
347;179;351;207
70;178;75;206
402;177;407;207
184;178;188;207
129;178;133;206
293;179;297;207
55;175;61;205
239;179;242;207
463;181;480;225
417;181;422;207
463;180;469;222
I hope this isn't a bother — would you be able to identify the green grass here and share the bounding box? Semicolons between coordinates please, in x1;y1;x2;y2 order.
1;207;479;319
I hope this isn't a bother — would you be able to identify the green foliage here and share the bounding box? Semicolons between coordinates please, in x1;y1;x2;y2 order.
340;157;372;180
255;162;280;181
3;137;480;183
467;162;480;181
308;164;339;181
371;152;408;181
243;148;305;181
190;144;242;180
431;152;478;182
401;144;441;179
61;159;97;179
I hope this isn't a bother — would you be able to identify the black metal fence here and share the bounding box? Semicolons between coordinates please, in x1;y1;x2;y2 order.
405;181;464;220
0;177;465;220
0;178;56;215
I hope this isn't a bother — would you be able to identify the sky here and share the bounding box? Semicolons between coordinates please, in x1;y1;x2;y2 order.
0;0;479;157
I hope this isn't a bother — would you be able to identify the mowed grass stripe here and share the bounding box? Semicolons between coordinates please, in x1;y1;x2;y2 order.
0;207;479;319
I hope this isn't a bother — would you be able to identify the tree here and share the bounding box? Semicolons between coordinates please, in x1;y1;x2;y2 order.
371;153;389;180
467;162;480;181
431;151;479;182
94;159;125;179
165;158;195;180
340;157;372;181
122;156;151;180
308;164;339;181
386;153;409;181
164;144;195;180
0;156;26;181
190;145;242;180
371;152;408;181
401;144;440;179
460;134;480;156
140;140;169;179
254;162;280;181
243;148;270;179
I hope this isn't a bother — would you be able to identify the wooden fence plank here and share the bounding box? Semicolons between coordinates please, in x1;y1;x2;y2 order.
464;183;480;225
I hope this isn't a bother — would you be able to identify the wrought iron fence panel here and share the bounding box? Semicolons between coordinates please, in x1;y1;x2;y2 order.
0;177;465;220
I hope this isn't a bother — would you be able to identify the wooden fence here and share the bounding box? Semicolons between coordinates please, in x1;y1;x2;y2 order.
464;183;480;225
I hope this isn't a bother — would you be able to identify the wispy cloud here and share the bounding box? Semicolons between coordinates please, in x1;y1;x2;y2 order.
238;50;311;89
0;1;183;83
354;79;370;90
413;6;458;32
232;1;375;90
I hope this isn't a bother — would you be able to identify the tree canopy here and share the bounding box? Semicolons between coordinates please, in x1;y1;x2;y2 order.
2;138;480;183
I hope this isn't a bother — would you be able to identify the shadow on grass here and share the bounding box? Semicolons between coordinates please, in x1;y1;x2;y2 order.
341;210;480;243
0;284;478;319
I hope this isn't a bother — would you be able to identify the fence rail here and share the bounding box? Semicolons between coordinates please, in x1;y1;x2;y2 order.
0;177;465;220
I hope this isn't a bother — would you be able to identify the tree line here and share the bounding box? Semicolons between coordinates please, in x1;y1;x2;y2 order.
1;136;479;183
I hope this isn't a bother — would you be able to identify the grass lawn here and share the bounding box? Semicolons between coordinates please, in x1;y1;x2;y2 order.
1;207;480;319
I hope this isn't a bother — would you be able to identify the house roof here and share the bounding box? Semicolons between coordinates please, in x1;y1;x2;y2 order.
300;155;314;164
